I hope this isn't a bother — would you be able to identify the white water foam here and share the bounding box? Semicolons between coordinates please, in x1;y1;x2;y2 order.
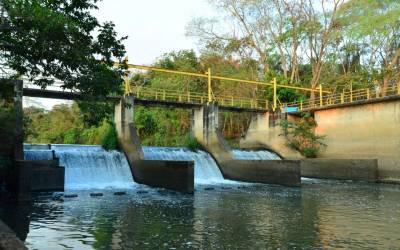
143;146;239;185
232;149;281;160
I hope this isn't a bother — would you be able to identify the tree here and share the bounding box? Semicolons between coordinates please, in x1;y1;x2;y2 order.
280;112;325;158
0;0;127;124
338;0;400;96
187;0;347;103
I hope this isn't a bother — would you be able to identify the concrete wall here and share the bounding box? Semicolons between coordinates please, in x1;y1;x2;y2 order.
301;159;378;182
223;159;301;186
192;103;301;187
308;99;400;183
240;112;303;159
29;160;65;191
134;160;194;192
0;220;27;250
115;95;194;193
11;160;64;201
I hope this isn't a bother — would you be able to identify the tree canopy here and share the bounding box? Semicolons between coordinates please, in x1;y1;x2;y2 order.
187;0;400;97
0;0;127;124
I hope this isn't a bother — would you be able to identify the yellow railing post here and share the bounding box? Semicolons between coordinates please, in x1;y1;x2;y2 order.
273;78;277;111
350;83;353;102
397;81;400;95
231;96;234;106
124;56;131;95
163;90;166;100
367;88;370;100
319;84;323;107
187;91;190;102
207;68;212;103
341;92;344;103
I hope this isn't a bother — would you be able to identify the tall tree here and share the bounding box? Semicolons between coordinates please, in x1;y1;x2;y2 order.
0;0;127;124
338;0;400;96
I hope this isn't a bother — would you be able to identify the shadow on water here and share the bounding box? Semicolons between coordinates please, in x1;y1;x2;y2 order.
0;181;400;249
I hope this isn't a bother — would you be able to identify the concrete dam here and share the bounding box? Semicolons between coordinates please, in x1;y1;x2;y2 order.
23;144;279;190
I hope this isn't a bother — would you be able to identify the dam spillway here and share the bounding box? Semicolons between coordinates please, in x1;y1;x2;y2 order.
24;144;280;189
25;144;135;190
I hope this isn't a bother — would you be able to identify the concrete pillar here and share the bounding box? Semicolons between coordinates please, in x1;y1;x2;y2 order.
193;103;233;162
114;94;143;161
114;95;194;193
14;80;24;160
192;103;301;187
240;112;303;160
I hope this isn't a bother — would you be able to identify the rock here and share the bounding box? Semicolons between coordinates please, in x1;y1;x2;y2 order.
204;187;215;191
64;194;78;198
90;193;103;197
136;190;148;194
114;191;126;196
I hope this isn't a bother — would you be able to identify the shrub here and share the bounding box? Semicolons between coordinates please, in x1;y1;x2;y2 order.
101;123;118;151
185;135;202;151
280;112;326;158
63;128;78;144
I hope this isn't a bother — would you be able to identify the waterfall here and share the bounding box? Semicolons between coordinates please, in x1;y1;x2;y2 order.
24;144;136;190
143;146;238;185
232;149;281;160
24;144;279;189
24;144;53;161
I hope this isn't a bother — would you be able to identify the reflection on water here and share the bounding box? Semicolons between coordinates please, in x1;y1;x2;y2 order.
1;180;400;249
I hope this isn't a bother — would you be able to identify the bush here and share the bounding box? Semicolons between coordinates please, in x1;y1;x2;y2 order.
185;135;202;151
280;112;325;158
101;123;118;151
63;128;79;144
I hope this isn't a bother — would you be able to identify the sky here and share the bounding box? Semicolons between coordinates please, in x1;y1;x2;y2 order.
24;0;216;109
95;0;215;64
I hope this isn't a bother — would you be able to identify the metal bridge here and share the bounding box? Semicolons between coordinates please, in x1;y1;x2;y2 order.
23;58;400;113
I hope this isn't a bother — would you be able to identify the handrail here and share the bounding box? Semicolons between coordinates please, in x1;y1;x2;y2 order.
113;61;330;94
286;83;400;111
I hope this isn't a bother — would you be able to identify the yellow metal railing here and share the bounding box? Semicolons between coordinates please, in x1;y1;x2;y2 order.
115;58;329;111
116;58;400;112
286;83;400;111
131;86;269;109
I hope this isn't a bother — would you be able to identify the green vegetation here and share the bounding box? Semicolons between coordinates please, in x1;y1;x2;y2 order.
187;0;400;98
24;103;118;150
185;135;202;151
2;0;399;150
280;113;326;158
0;0;127;125
101;123;118;151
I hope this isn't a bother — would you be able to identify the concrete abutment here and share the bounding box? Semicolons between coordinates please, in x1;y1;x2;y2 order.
114;95;194;193
192;102;301;187
239;98;400;183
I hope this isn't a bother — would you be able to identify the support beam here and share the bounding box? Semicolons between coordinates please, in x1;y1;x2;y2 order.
192;102;301;187
114;94;194;193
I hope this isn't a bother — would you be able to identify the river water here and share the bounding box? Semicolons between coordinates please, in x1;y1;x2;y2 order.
1;181;399;249
2;145;399;249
